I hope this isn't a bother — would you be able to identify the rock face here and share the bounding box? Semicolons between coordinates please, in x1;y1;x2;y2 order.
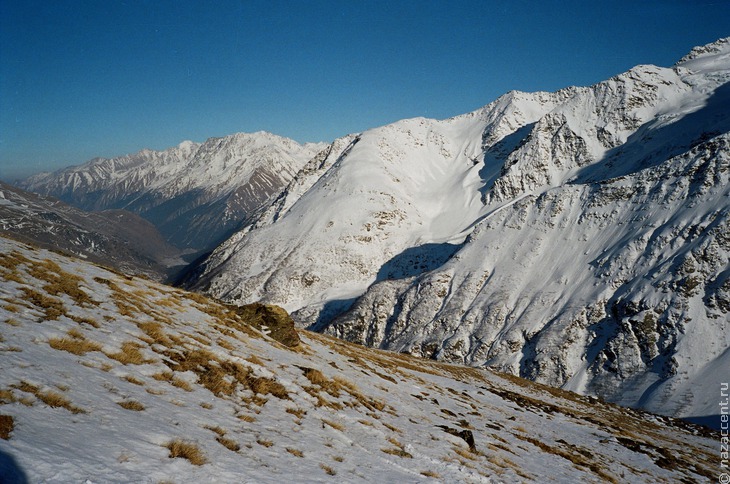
189;38;730;423
232;303;301;348
19;132;326;253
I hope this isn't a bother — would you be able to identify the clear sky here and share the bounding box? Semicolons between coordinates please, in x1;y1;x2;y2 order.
1;0;729;181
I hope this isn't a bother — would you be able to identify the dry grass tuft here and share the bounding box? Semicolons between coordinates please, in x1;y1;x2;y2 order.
383;422;402;434
165;439;207;466
420;470;440;478
285;407;306;419
245;354;265;366
237;413;256;423
48;330;103;356
204;425;226;437
21;287;66;320
216;338;235;351
122;375;145;386
152;371;174;382
162;348;288;400
381;447;413;458
321;419;344;431
105;341;150;365
12;381;85;414
319;463;337;476
0;389;17;404
299;366;385;412
216;436;240;452
256;438;274;448
137;322;172;346
0;415;14;439
69;315;100;328
117;400;145;411
286;447;304;457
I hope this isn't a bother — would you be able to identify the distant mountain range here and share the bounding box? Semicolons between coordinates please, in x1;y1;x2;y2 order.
19;132;326;253
15;38;730;428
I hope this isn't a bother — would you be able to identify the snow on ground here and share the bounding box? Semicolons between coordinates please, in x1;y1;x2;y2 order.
0;236;720;482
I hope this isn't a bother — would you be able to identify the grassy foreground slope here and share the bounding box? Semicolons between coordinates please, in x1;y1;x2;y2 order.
0;235;718;482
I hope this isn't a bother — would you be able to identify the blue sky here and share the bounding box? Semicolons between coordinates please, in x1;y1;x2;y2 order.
1;0;729;181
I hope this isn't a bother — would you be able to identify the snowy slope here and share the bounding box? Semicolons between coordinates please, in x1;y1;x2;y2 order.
190;38;730;423
0;235;719;482
20;132;326;252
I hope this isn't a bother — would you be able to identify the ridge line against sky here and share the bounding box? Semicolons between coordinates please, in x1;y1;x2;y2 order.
1;0;729;181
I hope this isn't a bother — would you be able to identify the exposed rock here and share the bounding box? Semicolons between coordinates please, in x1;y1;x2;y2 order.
234;303;301;348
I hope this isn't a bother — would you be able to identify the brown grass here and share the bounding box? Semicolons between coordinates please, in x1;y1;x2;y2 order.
21;287;66;320
3;304;20;313
421;470;440;478
48;331;103;356
165;439;207;466
12;381;85;414
69;315;100;328
286;447;304;457
321;419;344;431
245;353;267;365
204;425;226;436
24;258;96;307
216;436;240;452
285;407;306;419
0;415;14;439
381;435;413;458
237;413;256;423
453;445;477;460
152;371;174;382
256;438;274;448
105;341;150;365
122;375;145;386
0;251;30;271
137;322;172;346
162;348;288;400
319;464;337;476
0;389;16;404
299;366;384;412
43;277;94;307
117;400;145;411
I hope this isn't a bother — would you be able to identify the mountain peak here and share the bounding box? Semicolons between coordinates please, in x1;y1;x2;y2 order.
190;38;730;428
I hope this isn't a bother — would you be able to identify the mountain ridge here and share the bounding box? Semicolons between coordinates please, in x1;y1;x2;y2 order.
19;131;327;253
187;37;730;426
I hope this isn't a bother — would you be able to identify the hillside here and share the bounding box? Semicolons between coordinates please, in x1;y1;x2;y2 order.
188;38;730;425
0;235;719;482
0;181;182;281
20;132;326;253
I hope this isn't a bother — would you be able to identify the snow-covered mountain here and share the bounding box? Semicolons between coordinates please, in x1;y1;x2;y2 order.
0;235;718;482
0;181;182;280
19;132;326;252
189;38;730;425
